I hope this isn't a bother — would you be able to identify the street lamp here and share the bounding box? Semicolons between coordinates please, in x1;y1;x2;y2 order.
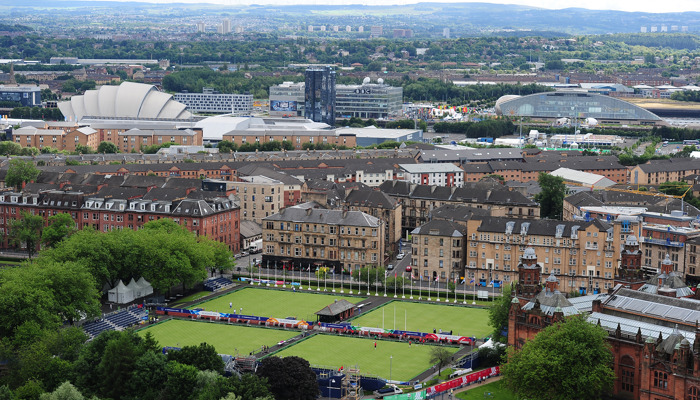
389;355;392;382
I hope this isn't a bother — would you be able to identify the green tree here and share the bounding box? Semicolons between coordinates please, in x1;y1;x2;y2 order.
428;346;452;376
534;172;565;220
42;213;76;248
487;283;513;343
126;351;168;400
8;211;44;258
217;140;237;153
5;159;40;190
162;361;199;400
38;381;84;400
256;356;319;400
166;343;224;374
229;374;273;400
501;314;614;400
96;141;118;154
0;141;22;156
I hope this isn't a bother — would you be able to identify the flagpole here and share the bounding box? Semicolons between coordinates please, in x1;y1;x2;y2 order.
394;272;397;298
435;277;439;302
463;277;467;304
427;278;431;301
332;269;336;293
410;272;413;300
402;271;405;299
367;268;370;296
375;268;379;296
454;278;458;303
473;276;476;305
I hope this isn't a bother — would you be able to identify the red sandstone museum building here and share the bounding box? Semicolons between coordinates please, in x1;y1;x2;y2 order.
508;241;700;400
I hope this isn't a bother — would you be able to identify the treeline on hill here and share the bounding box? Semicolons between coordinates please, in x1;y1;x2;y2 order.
390;79;553;105
433;119;516;138
162;68;304;99
596;33;700;51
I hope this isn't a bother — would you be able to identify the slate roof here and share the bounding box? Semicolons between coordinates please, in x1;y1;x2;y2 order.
637;159;700;173
316;299;356;316
344;189;397;209
378;181;536;206
522;288;579;316
476;217;610;236
264;208;380;227
240;220;262;239
429;204;491;222
410;219;466;237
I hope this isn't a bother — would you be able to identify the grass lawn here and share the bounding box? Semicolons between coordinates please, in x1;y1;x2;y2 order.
170;291;211;306
456;380;515;400
191;287;360;322
350;301;491;338
273;334;459;382
138;319;298;356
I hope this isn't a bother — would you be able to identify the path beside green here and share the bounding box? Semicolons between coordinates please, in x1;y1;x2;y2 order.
191;287;361;321
456;380;515;400
350;301;491;338
273;334;459;381
138;319;298;356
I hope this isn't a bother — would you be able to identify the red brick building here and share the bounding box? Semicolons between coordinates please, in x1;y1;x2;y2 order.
508;245;700;400
0;181;240;253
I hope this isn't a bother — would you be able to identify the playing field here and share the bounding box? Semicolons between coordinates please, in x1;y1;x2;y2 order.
191;287;361;321
138;319;299;356
350;301;491;338
274;334;459;381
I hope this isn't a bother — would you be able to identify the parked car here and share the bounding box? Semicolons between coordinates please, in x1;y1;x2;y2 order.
405;265;412;272
241;251;249;257
387;264;394;270
396;252;405;260
374;385;402;399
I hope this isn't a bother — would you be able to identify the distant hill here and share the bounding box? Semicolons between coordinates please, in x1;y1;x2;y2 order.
2;1;700;35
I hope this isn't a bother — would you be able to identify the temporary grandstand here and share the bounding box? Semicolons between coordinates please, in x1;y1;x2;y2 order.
82;306;148;339
203;277;234;292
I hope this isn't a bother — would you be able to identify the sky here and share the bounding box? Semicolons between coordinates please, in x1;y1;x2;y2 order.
134;0;700;14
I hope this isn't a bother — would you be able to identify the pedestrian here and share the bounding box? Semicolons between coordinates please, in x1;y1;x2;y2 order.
433;328;436;334
240;307;243;314
374;341;377;349
229;302;232;309
409;340;412;347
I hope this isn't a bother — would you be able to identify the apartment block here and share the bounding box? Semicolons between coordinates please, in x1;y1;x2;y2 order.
262;206;385;273
410;219;467;282
228;176;285;224
379;180;539;231
343;189;402;255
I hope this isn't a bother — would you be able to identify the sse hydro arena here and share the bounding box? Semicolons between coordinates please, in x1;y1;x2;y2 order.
495;91;664;126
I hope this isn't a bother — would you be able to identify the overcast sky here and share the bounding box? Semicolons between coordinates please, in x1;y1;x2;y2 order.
136;0;700;14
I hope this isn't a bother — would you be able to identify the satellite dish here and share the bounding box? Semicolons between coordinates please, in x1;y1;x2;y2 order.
362;77;371;84
377;78;384;84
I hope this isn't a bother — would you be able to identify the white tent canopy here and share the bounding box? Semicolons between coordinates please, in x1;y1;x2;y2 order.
137;277;154;296
108;280;135;304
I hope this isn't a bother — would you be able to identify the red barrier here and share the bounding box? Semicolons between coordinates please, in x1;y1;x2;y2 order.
426;366;500;396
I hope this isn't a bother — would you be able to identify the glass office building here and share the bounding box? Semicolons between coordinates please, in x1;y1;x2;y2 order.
335;81;403;120
496;92;662;124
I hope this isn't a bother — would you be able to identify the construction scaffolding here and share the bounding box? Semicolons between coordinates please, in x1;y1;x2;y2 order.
342;365;362;400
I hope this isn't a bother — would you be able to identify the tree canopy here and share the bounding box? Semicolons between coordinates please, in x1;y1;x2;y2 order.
256;356;319;400
501;314;615;400
38;219;234;294
534;172;566;220
96;141;118;154
8;211;44;258
5;158;40;190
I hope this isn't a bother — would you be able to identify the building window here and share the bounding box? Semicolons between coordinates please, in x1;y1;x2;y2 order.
688;387;699;400
620;356;635;393
653;371;667;390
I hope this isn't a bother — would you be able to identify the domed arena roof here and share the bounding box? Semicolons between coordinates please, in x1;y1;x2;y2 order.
494;91;662;122
58;82;192;122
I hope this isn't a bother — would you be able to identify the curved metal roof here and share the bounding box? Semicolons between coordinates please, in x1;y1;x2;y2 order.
495;91;662;121
58;82;192;122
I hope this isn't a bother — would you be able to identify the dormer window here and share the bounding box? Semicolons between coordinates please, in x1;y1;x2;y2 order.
129;203;136;210
151;204;156;212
